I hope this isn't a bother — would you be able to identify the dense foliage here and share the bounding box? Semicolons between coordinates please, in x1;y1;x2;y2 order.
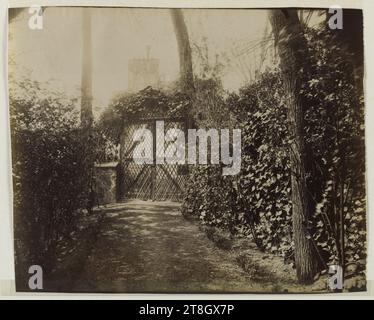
182;26;366;278
303;28;366;271
10;79;93;276
9;21;365;289
98;86;191;144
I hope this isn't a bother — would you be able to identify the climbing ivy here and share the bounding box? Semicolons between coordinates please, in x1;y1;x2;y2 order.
98;86;191;144
182;26;366;281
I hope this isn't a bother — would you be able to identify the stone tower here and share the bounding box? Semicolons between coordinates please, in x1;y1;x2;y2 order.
128;46;160;92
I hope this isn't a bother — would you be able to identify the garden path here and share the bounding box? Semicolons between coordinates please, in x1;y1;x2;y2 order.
71;200;283;293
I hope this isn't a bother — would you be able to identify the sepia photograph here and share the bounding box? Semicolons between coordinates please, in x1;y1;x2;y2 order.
8;5;366;293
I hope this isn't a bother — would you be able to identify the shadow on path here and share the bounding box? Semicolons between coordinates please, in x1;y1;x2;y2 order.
71;200;282;293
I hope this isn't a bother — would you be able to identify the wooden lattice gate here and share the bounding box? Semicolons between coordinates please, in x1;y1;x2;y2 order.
119;118;188;202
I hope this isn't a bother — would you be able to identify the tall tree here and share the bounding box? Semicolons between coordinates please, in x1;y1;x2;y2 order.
81;8;95;213
170;9;194;96
81;8;93;130
269;9;318;283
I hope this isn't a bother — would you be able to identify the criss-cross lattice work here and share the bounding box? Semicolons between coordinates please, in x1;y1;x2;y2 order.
120;118;187;202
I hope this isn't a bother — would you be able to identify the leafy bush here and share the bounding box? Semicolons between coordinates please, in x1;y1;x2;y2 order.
98;86;191;144
182;26;366;277
302;27;366;269
10;79;92;275
182;165;238;232
229;71;294;259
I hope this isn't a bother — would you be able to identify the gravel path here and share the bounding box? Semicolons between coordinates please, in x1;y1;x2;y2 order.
71;200;274;293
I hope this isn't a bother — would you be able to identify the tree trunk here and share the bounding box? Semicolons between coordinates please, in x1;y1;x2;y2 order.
170;9;194;96
81;8;93;130
269;9;318;283
81;8;94;213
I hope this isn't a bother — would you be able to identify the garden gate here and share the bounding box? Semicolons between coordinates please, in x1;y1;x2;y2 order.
120;117;188;202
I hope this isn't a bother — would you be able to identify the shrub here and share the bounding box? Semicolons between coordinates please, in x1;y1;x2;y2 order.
182;26;366;276
10;79;92;276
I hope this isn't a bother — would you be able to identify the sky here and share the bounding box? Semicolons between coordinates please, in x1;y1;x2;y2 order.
8;7;272;116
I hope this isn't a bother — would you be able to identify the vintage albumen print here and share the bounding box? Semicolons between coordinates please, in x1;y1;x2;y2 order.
8;6;366;293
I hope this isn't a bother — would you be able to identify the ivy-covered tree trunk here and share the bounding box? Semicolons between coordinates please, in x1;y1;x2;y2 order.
269;9;318;283
170;9;194;96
